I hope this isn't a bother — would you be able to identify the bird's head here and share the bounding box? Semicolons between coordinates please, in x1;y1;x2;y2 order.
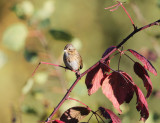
64;44;76;55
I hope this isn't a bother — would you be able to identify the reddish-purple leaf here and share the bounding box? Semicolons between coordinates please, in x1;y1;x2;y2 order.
101;60;111;73
101;71;134;113
128;49;157;76
122;72;149;121
121;72;135;103
85;64;104;95
99;107;121;123
134;85;149;121
134;62;152;98
102;46;116;58
60;106;90;123
52;120;65;123
101;46;116;73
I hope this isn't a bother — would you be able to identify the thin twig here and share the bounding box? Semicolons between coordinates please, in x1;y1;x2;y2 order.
32;61;75;76
124;53;136;63
67;97;92;111
131;2;160;57
95;111;105;123
101;62;117;73
105;1;121;12
87;113;94;123
105;3;119;10
117;47;123;71
115;19;160;50
118;54;121;72
94;114;100;123
118;1;136;29
30;30;67;92
105;1;136;29
109;52;120;60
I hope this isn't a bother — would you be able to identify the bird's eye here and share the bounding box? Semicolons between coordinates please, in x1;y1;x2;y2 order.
68;48;71;50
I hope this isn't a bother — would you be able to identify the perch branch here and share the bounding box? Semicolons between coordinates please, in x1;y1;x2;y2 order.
45;19;160;122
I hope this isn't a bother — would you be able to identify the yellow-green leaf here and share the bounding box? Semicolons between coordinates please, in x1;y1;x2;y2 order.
2;23;28;51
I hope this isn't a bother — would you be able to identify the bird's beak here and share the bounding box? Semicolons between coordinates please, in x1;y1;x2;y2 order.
64;50;67;52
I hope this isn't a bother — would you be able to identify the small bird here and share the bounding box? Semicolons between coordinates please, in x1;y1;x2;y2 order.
63;44;83;73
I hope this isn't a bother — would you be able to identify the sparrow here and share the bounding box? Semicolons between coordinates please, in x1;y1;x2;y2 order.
63;44;83;73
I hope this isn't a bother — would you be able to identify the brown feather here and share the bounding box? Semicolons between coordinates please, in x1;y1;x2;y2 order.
63;44;83;71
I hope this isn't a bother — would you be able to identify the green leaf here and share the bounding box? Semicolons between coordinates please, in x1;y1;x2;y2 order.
49;29;73;41
21;105;37;115
36;0;55;20
24;49;38;62
2;23;28;51
22;78;34;95
34;72;48;85
11;1;34;19
39;18;51;28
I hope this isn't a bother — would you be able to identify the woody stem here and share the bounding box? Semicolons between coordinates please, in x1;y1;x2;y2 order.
45;61;100;122
46;19;160;122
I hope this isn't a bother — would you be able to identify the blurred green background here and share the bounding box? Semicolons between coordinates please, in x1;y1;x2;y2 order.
0;0;160;123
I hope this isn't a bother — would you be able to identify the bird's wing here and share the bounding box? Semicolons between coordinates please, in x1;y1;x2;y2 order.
80;55;83;69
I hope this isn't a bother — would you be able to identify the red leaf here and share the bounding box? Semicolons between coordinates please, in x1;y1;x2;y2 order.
122;72;149;121
134;85;149;121
52;120;65;123
128;49;157;76
99;107;121;123
102;46;116;58
121;72;135;103
101;71;134;113
85;64;104;95
60;106;90;123
101;60;111;73
101;46;116;73
134;62;152;98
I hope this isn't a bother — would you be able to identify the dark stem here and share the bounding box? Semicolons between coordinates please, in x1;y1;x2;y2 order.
95;111;105;123
109;52;120;60
117;47;123;71
45;77;80;122
116;19;160;49
94;114;100;123
118;54;121;72
124;53;135;62
101;62;117;73
87;113;94;123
